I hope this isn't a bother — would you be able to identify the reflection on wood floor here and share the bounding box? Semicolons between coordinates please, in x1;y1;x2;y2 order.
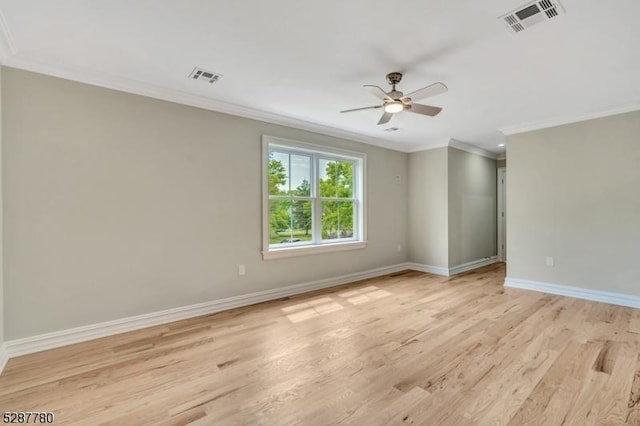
1;263;640;425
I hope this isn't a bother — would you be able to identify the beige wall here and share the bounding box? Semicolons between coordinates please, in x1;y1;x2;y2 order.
408;146;498;269
0;65;3;346
407;148;449;267
507;110;640;295
448;147;497;267
409;147;497;268
2;67;408;339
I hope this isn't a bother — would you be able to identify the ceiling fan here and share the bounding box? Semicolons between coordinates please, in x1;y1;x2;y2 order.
340;72;448;125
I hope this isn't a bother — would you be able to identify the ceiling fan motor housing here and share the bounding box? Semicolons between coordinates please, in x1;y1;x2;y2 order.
386;72;403;85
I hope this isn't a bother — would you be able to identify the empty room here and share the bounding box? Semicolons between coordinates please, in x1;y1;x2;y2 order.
0;0;639;424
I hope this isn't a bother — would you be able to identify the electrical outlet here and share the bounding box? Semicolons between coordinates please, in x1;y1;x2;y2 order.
546;256;554;267
238;264;246;276
395;175;402;184
397;244;402;252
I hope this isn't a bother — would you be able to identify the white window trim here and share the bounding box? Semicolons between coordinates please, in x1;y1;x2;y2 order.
262;135;367;260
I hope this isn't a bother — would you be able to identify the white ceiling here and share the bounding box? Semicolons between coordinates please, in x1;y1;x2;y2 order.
0;0;639;155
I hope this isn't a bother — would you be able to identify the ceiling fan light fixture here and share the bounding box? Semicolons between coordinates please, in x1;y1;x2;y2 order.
384;101;404;113
340;73;447;125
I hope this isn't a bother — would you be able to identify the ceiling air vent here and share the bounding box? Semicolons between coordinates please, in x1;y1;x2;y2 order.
188;67;222;84
384;127;400;132
499;0;565;33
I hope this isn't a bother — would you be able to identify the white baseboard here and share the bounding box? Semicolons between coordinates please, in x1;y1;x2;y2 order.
0;343;8;376
449;256;499;276
504;277;640;309
4;263;410;359
405;262;450;276
407;256;499;277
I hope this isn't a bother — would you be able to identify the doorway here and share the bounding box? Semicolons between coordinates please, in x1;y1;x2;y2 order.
497;167;507;262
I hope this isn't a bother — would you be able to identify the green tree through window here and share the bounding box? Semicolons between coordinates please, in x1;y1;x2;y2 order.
268;155;291;240
292;179;312;235
320;160;354;239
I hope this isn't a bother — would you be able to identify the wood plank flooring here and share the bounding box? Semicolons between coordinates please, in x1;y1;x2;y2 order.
2;263;640;425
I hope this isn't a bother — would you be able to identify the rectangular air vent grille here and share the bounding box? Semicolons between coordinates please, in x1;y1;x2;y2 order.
499;0;565;33
516;4;541;20
188;67;223;84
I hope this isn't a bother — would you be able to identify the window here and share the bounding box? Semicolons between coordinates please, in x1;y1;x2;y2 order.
262;136;366;259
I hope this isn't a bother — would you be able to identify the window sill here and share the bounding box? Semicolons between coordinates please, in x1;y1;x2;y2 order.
262;241;367;260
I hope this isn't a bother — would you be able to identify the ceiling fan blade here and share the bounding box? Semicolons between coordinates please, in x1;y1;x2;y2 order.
407;103;442;117
364;85;394;101
403;82;448;102
340;105;382;113
377;111;393;125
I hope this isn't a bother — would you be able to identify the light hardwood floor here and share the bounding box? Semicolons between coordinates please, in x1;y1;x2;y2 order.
2;263;640;425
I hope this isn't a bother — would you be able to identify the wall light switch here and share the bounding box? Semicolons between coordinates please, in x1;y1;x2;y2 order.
238;264;246;276
546;256;555;267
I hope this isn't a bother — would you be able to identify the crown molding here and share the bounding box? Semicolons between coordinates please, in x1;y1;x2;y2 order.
405;138;451;153
406;138;500;160
0;17;498;157
448;139;498;160
3;53;413;153
499;103;640;136
0;10;456;155
1;7;638;158
0;26;499;157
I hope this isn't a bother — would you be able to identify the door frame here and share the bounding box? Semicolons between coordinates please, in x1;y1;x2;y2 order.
497;167;507;262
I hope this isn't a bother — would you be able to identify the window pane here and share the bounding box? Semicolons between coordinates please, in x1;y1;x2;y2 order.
321;200;354;240
319;159;353;198
290;154;311;196
269;199;313;245
268;151;289;195
291;200;313;239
